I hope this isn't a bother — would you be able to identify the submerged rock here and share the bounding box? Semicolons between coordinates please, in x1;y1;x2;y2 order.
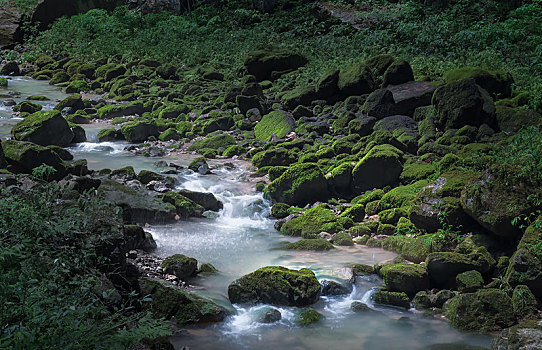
294;308;322;326
257;307;282;323
227;266;321;306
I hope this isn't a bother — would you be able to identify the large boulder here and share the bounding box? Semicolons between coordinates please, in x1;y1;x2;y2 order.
244;48;307;81
351;144;403;193
380;263;429;296
120;121;159;143
432;78;497;130
362;88;396;119
491;320;542;350
338;63;375;96
266;162;329;206
227;266;321;306
160;192;205;219
177;189;223;212
254;110;295;141
97;101;144;119
140;277;229;325
443;66;513;98
445;289;516;332
161;254;198;279
388;81;436;117
1;140;67;179
426;252;490;288
280;204;337;238
461;170;540;239
98;179;176;224
0;8;22;49
252;147;297;168
11;110;75;147
504;218;542;300
382;59;414;87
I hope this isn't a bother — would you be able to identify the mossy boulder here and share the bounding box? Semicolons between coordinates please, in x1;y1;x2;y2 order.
511;285;538;320
283;239;334;251
280;204;337;238
362;88;396;119
13;101;42;114
1;140;67;180
140;277;229;325
161;254;198;279
445;289;515;332
372;290;410;309
98;128;121;142
227;266;321;306
54;94;84;112
244;48;307;81
0;77;7;88
97;102;144;119
98;179;176;224
11;110;74;147
456;270;484;292
266;162;329;206
338;63;375;96
328;162;354;194
161;191;205;219
333;231;354;246
254;111;295;141
187;133;236;152
351;144;403;193
281;85;319;109
0;61;20;76
382;59;414;87
159;128;181;141
461;170;538;239
380;263;429;296
339;204;365;222
432;78;496;130
443;66;513;98
495;105;542;133
491;319;542;350
504;218;542;300
294;309;322;326
271;202;290;219
120;121;159;143
426;252;488;289
66;80;90;93
378;208;408;225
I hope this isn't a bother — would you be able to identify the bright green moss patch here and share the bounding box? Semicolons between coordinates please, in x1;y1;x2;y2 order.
280;204;337;238
283;239;334;251
254;111;294;141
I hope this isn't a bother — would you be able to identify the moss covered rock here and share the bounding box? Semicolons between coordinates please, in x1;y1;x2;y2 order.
280;204;337;238
456;270;484;292
97;101;144;119
266;162;329;206
120;121;159;143
372;290;410;309
98;179;176;224
2;140;67;179
98;128;121;141
161;254;198;279
338;63;375;96
351;144;403;193
443;66;513;98
161;191;204;219
227;266;320;306
426;252;488;289
244;48;307;81
187;133;236;152
380;263;429;296
66;80;90;93
491;319;542;350
11;110;74;147
504;218;542;300
254;111;295;141
511;285;538;319
13;101;42;114
432;78;496;130
283;239;334;251
495;105;542;133
140;277;229;325
252;147;297;168
445;289;515;332
294;309;322;326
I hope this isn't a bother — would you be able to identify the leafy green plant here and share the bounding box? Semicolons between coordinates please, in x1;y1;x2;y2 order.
31;163;56;181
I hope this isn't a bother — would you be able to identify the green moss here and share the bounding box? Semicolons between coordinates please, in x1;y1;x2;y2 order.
161;192;204;219
271;203;290;219
456;270;484;292
266;162;329;206
511;285;538;319
294;309;322;326
352;144;403;193
0;77;7;88
445;289;515;332
372;290;410;309
227;266;320;306
187;133;235;152
352;189;385;206
349;221;379;236
283;239;334;251
98;128;119;141
66;80;90;93
13;101;42;113
333;231;354;246
254;111;294;141
280;204;337;238
400;162;436;183
339;204;365;222
380;263;429;295
378;208;408;225
443;66;512;98
350;263;375;276
332;134;360;154
379;180;428;210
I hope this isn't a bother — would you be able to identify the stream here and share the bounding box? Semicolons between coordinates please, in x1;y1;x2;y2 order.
0;76;493;350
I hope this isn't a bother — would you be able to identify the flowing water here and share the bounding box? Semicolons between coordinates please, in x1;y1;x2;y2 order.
1;77;493;350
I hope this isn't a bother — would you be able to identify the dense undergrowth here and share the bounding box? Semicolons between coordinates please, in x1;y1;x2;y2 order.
0;181;169;349
10;0;542;110
0;0;38;12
